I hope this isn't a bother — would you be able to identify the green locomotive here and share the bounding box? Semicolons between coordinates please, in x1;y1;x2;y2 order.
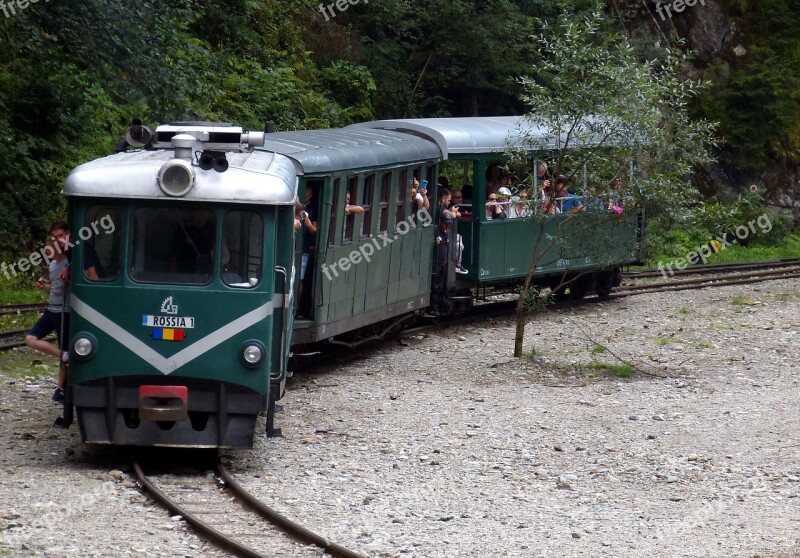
63;125;296;447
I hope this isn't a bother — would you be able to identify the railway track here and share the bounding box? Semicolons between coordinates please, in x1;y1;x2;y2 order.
0;328;38;351
0;302;45;316
623;257;800;279
132;459;366;558
1;259;797;352
395;259;800;339
617;263;800;296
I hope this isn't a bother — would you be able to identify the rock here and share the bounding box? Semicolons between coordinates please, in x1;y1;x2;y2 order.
553;444;564;452
109;470;125;482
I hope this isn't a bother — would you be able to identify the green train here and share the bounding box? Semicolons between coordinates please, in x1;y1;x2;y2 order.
60;117;639;447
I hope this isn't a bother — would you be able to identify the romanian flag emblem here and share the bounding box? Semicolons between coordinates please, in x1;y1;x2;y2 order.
151;328;185;341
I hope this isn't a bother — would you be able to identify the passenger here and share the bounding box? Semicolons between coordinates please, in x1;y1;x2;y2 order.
608;178;633;212
450;189;470;219
298;188;318;319
485;163;504;195
444;190;468;275
436;189;467;274
411;177;430;212
486;193;507;220
294;196;304;231
438;188;459;220
508;190;531;218
25;223;71;403
554;175;585;214
430;214;452;317
585;185;606;212
537;162;552;196
345;191;365;215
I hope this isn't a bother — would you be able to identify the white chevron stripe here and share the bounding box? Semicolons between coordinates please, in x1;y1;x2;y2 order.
70;294;277;375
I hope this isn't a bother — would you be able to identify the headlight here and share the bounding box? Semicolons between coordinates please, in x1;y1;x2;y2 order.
240;341;265;368
71;334;97;360
157;159;195;197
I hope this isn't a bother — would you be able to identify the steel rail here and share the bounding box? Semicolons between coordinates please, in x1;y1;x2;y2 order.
133;461;367;558
132;461;267;558
217;465;367;558
618;266;800;292
395;267;800;339
624;258;800;278
0;303;46;316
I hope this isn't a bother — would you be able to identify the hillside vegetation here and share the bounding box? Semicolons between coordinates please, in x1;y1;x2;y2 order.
1;0;797;263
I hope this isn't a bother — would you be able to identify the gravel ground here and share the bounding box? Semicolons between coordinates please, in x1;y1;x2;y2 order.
1;278;799;557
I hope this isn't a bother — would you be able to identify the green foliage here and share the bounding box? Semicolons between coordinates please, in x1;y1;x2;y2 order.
509;7;717;357
703;234;800;264
697;0;800;171
0;0;383;263
644;190;792;262
582;361;636;378
345;0;539;117
513;8;717;227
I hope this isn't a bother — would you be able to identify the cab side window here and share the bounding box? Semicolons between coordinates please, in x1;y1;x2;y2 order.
222;211;263;288
83;206;122;281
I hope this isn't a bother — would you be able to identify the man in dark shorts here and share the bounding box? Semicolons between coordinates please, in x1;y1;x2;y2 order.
25;223;72;402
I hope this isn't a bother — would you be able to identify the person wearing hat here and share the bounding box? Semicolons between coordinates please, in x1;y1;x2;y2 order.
554;175;585;214
485;192;507;220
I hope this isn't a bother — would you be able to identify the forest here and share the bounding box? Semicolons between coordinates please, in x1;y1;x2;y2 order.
1;0;798;266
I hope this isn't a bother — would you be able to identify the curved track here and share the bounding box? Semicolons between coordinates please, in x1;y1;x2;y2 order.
393;260;800;339
618;263;800;295
132;460;367;558
622;257;800;279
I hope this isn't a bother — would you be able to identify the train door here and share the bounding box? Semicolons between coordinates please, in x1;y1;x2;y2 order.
297;178;325;320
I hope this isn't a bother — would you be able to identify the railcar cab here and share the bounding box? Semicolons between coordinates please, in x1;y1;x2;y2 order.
61;124;298;447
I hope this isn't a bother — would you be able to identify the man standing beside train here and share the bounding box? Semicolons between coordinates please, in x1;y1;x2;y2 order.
25;222;72;403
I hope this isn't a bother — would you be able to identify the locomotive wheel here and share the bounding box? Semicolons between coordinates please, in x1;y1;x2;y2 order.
570;281;587;301
596;286;612;299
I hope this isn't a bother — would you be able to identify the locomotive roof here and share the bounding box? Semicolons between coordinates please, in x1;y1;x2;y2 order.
256;128;441;175
63;148;298;204
347;116;558;158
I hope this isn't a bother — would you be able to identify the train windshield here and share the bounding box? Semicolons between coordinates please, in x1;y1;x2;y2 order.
131;207;217;284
